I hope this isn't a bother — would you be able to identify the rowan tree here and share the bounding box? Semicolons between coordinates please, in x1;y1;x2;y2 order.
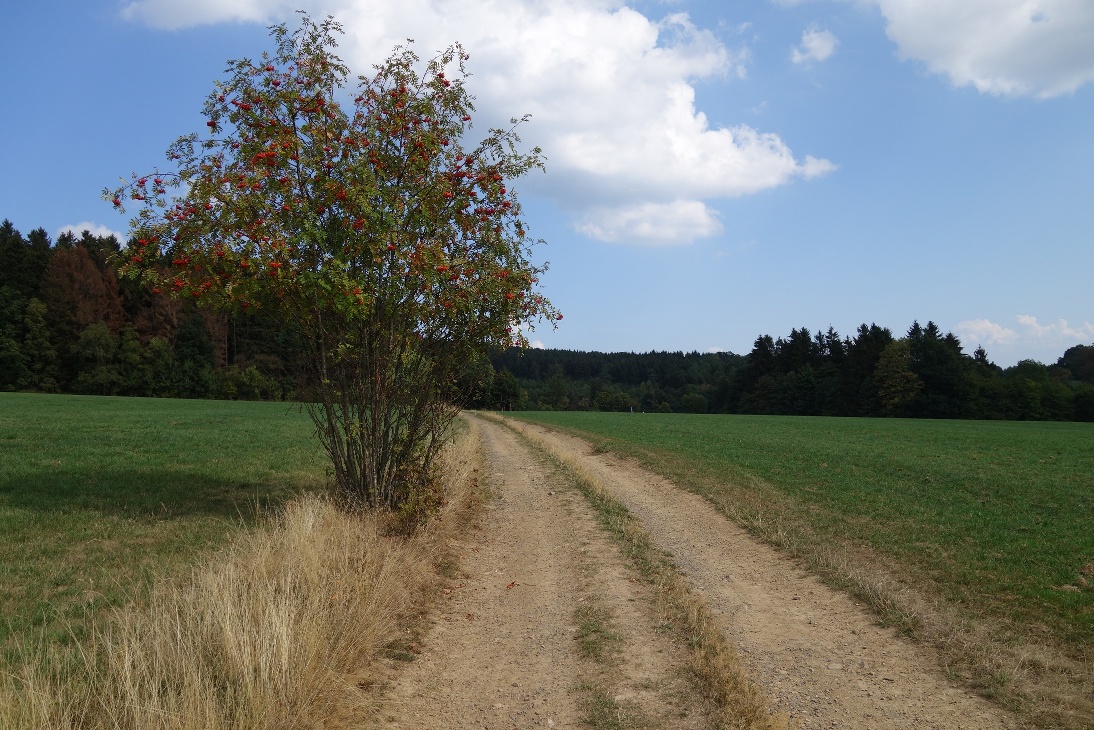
108;15;557;508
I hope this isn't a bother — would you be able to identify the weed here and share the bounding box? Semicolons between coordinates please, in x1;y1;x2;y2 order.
579;683;639;730
574;603;623;662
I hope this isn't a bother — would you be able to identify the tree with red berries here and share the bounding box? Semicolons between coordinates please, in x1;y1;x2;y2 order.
108;14;557;509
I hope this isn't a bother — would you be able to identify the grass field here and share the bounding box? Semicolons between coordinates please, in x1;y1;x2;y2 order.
505;412;1094;661
0;392;328;667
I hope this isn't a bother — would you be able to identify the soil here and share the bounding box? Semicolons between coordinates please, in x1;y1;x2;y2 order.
374;415;1019;729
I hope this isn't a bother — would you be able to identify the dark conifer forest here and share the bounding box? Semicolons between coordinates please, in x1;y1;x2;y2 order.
3;219;1093;420
480;332;1094;420
1;220;301;400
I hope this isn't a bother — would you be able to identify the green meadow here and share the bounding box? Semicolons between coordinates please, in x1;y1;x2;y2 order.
506;412;1094;656
0;393;327;665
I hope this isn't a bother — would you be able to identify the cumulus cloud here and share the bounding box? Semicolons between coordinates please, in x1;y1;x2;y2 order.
56;222;127;243
119;0;326;29
576;200;722;245
956;318;1018;346
874;0;1094;98
959;315;1094;362
1016;314;1094;340
120;0;834;245
120;0;259;29
791;27;838;64
1010;315;1094;364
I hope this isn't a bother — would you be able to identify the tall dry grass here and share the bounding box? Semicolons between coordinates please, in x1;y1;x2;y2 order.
0;417;482;730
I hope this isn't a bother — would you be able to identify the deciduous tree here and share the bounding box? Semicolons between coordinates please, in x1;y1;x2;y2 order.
20;298;58;392
109;15;556;507
874;339;922;417
39;242;125;384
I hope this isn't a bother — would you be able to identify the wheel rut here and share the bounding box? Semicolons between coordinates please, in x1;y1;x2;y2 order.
510;418;1019;730
376;416;716;729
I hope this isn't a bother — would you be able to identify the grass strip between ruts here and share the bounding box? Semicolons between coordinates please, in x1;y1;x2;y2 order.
488;413;789;730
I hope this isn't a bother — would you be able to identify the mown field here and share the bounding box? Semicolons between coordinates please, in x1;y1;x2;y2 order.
0;392;327;667
505;412;1094;659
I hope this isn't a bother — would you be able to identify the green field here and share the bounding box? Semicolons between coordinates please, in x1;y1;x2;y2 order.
0;393;327;665
505;412;1094;656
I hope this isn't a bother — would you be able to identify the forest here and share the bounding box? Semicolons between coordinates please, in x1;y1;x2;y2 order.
3;219;1093;421
481;327;1094;420
0;220;302;400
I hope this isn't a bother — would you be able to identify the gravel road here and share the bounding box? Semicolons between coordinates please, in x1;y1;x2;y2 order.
377;415;1018;729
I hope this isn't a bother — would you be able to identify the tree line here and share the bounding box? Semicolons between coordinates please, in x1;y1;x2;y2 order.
473;324;1094;421
1;220;303;399
5;217;1093;421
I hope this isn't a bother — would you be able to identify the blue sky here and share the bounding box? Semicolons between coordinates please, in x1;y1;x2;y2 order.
2;0;1092;366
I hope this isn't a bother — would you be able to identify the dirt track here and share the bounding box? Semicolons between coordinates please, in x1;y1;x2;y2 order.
377;415;1018;728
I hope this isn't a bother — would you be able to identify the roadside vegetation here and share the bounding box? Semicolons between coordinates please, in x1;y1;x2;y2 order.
507;411;1094;728
0;392;483;728
0;392;326;663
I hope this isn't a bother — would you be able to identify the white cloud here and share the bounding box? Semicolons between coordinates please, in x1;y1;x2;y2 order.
120;0;834;245
956;318;1018;346
118;0;326;29
960;315;1094;348
120;0;258;28
576;200;722;245
874;0;1094;98
1016;314;1094;341
56;222;127;243
799;155;838;178
791;27;838;65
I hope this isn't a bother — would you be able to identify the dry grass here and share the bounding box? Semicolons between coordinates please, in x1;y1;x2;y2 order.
492;415;788;730
698;483;1094;729
0;417;483;730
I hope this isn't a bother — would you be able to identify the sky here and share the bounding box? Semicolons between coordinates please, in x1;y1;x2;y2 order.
2;0;1093;367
